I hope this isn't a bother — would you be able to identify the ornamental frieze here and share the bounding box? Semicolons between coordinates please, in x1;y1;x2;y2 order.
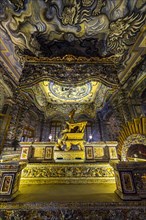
22;165;114;178
20;63;119;88
19;54;121;64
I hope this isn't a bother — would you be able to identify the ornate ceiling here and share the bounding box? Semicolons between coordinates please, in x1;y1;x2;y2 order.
21;81;113;118
0;0;145;58
0;0;145;118
40;81;99;103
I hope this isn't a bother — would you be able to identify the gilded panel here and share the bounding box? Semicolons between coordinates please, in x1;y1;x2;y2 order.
21;163;114;180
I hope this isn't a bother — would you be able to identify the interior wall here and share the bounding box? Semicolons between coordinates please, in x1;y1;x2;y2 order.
98;105;120;141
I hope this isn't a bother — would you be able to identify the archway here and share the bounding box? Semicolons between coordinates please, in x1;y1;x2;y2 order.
127;144;146;160
121;134;146;161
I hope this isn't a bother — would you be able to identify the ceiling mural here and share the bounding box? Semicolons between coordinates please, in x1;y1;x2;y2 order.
0;0;145;119
0;0;145;59
40;81;99;103
48;82;92;101
44;83;113;118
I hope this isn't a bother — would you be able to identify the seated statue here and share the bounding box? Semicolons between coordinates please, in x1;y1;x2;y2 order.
55;110;87;151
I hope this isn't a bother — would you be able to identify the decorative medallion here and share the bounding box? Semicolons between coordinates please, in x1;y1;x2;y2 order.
37;81;100;104
48;81;95;102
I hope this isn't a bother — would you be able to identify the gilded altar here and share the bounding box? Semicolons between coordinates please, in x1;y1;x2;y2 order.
20;141;118;162
21;162;115;184
20;141;118;184
20;111;118;183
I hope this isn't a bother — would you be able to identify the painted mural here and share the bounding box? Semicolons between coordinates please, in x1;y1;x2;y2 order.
0;0;145;59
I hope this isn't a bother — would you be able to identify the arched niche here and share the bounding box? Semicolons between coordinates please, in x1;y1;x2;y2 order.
121;134;146;161
127;144;146;159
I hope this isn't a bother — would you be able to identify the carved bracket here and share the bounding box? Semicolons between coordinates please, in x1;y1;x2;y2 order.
20;62;119;88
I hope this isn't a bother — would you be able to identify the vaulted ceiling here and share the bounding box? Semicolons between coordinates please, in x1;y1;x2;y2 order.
0;0;145;118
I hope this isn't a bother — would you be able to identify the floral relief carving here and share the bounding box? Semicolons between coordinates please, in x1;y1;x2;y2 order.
22;165;114;178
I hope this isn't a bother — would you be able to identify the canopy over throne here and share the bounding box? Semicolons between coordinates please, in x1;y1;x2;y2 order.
55;110;87;151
